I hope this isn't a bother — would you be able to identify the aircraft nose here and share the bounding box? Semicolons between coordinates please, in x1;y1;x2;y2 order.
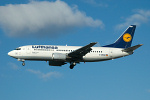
8;51;13;56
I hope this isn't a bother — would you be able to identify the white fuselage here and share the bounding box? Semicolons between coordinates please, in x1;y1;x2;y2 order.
8;45;132;62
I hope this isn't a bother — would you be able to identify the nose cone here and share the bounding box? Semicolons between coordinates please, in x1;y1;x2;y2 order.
8;51;13;57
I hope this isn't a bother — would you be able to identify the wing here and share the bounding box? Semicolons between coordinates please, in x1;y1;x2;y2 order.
68;42;97;59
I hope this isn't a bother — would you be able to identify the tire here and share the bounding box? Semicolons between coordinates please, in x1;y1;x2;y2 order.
70;65;74;69
22;62;25;66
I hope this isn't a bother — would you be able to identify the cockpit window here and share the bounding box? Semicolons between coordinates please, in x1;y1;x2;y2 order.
15;48;21;50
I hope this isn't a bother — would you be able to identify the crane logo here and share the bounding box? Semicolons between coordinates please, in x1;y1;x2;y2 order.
123;33;132;42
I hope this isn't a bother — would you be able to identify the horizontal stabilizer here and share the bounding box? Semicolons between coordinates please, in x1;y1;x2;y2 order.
122;44;143;52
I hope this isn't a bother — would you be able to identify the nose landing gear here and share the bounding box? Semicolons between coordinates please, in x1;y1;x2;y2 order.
18;59;25;66
22;62;25;66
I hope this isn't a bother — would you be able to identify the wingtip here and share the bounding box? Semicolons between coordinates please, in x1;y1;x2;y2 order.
139;44;143;46
130;25;136;27
91;42;97;44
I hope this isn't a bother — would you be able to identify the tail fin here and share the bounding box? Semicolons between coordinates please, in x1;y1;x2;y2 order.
103;25;136;48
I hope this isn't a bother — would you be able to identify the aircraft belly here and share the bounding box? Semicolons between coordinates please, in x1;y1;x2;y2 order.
17;56;51;60
18;52;53;60
83;55;111;62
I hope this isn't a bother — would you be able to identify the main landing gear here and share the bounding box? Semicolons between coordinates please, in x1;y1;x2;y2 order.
70;62;76;69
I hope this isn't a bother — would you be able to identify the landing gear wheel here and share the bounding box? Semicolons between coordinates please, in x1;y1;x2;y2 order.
22;62;25;66
69;62;76;69
70;65;74;69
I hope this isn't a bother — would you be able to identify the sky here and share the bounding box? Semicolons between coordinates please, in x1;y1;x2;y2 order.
0;0;150;100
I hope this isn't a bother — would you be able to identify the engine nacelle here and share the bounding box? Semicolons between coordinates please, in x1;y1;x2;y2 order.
49;61;65;66
52;53;66;60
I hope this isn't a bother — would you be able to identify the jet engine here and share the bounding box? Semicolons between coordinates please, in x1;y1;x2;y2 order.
52;53;66;60
49;61;66;66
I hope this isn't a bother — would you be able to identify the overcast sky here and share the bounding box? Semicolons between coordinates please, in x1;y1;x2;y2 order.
0;0;150;100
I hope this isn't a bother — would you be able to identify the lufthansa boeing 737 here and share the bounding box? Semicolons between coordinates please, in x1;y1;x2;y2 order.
8;25;143;69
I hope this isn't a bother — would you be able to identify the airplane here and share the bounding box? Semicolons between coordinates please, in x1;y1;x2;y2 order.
8;25;143;69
